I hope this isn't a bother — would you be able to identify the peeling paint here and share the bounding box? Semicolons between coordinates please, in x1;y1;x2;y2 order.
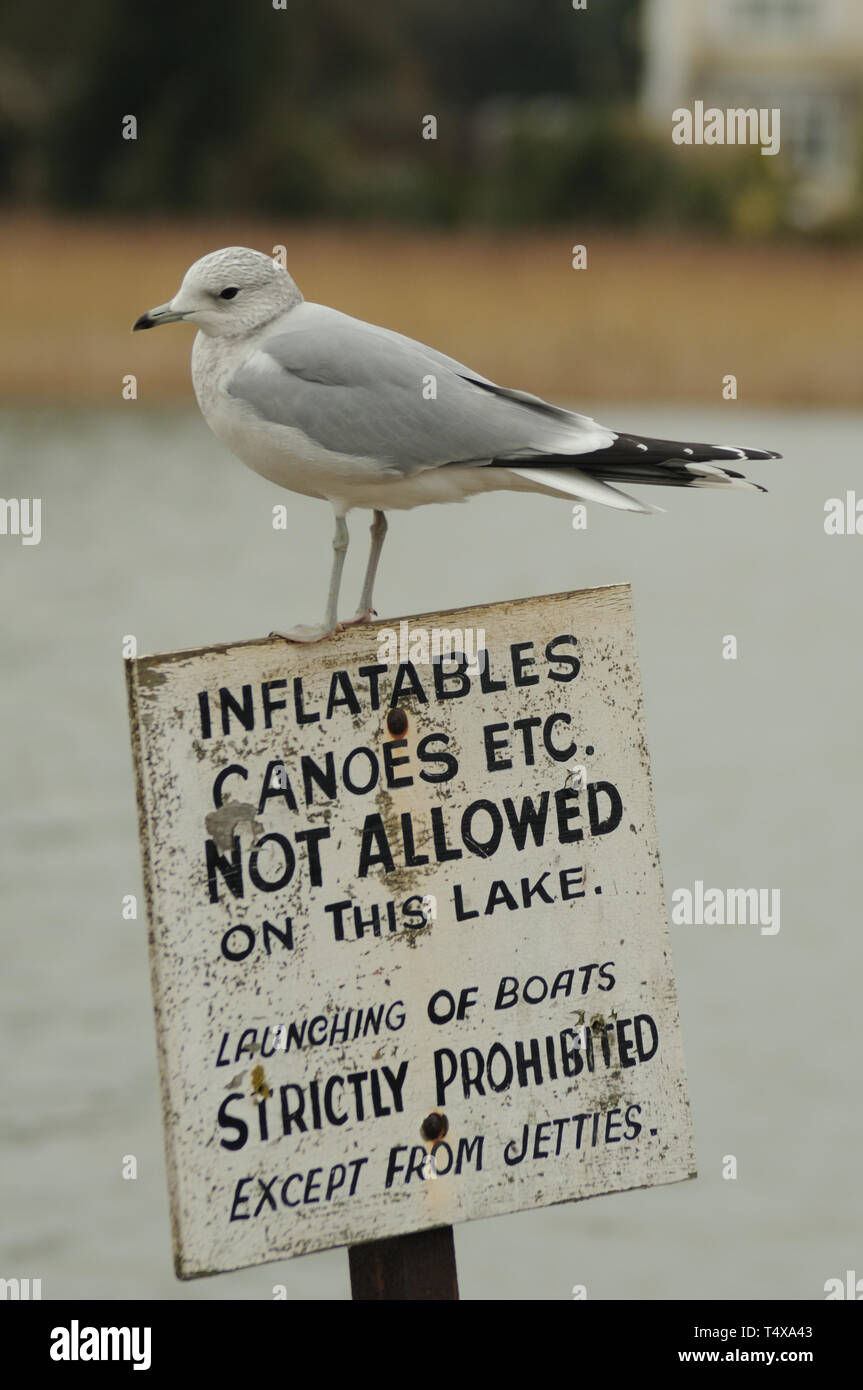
204;801;264;852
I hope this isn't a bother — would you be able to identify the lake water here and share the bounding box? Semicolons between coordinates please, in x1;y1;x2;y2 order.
1;402;860;1300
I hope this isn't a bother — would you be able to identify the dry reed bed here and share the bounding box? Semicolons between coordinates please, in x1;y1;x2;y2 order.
3;216;859;407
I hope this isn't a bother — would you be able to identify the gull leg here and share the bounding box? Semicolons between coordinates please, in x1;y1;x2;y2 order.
340;510;388;628
272;512;349;643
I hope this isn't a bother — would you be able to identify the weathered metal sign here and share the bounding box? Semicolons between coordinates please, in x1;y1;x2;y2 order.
127;585;695;1278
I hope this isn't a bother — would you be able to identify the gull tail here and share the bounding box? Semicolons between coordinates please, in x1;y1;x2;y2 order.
506;432;780;511
563;432;780;491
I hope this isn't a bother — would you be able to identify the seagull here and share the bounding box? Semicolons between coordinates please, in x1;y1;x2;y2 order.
133;246;779;642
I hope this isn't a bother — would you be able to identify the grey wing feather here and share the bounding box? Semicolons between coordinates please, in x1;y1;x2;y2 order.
226;304;615;474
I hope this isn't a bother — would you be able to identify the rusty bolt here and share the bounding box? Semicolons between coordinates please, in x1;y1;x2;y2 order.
386;707;408;737
420;1112;448;1143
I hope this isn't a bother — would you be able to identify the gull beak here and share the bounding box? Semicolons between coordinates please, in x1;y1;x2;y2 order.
132;300;188;331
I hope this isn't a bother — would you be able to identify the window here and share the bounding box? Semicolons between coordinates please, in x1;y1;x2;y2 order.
779;92;841;172
723;0;828;36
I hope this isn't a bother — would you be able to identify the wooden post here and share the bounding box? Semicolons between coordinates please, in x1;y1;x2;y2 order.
349;1226;459;1300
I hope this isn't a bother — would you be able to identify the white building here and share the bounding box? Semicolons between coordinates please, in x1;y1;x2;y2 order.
641;0;863;223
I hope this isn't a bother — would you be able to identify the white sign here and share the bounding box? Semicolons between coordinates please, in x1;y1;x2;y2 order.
127;585;694;1278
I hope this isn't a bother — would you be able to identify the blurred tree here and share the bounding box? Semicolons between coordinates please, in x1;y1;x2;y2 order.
403;0;639;105
0;0;793;234
1;0;402;210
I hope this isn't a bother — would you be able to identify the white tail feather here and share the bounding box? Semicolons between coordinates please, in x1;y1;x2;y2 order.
509;465;662;514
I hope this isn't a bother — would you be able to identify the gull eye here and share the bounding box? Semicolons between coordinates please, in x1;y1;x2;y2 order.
219;287;239;300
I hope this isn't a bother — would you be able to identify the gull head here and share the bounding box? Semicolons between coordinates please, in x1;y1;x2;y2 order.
132;247;302;338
